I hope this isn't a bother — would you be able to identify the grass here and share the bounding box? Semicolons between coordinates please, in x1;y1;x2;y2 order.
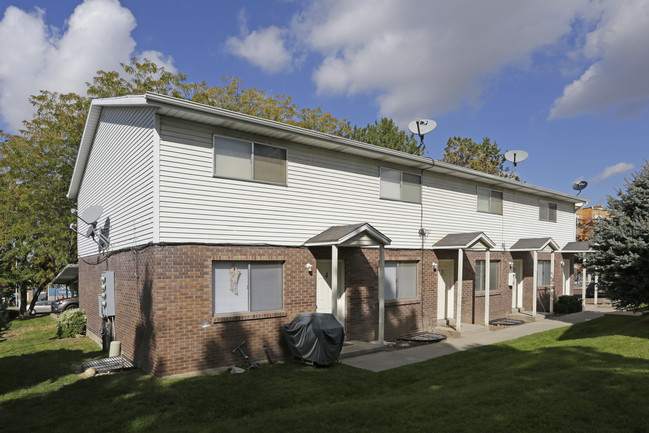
1;314;649;432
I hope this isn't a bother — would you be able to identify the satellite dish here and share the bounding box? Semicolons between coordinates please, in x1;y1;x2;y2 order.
504;150;529;167
572;180;588;195
79;205;104;225
408;119;437;136
408;119;437;156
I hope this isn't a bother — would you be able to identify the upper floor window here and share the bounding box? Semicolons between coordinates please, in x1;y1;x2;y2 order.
380;168;421;203
475;260;500;292
384;262;418;300
539;201;557;222
477;187;503;214
213;135;287;185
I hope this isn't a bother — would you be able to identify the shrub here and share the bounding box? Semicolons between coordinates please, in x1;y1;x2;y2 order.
554;295;583;315
57;309;86;338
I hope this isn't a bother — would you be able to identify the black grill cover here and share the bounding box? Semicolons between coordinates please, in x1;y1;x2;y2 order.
283;313;345;366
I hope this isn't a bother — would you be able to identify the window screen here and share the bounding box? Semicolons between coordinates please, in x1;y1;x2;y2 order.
214;137;251;180
213;262;283;314
385;262;418;300
254;144;286;184
537;260;552;286
380;168;421;203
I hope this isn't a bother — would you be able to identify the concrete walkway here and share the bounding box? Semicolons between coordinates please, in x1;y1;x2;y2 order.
341;304;619;372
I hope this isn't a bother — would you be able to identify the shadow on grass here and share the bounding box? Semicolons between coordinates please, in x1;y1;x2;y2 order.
557;314;649;342
4;336;649;433
0;347;104;396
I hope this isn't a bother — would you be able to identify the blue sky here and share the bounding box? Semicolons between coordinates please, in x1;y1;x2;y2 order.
1;0;648;207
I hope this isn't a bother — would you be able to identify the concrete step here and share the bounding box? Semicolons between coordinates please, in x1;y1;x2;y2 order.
433;324;488;339
339;340;384;359
508;311;548;322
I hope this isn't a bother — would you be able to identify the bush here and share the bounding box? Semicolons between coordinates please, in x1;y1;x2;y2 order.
57;309;86;338
554;295;583;315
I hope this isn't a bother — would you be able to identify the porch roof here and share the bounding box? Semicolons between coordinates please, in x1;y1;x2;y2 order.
304;223;391;247
432;232;496;250
561;241;594;253
509;237;559;252
51;264;79;285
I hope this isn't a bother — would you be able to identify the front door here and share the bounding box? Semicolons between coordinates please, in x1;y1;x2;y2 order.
437;259;455;325
513;260;524;310
562;260;570;296
316;260;345;324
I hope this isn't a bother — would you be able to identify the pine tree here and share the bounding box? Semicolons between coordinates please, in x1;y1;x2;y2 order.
586;161;649;310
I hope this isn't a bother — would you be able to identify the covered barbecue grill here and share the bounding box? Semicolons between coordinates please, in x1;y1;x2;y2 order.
283;312;344;366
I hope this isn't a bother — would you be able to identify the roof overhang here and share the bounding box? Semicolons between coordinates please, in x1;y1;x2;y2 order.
432;232;496;250
51;264;79;285
509;237;560;252
68;93;587;203
561;241;594;253
304;223;391;247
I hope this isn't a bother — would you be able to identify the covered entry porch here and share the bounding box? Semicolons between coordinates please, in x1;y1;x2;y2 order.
432;232;496;331
304;223;391;344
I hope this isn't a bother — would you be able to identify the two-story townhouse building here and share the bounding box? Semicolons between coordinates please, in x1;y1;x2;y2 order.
68;93;584;377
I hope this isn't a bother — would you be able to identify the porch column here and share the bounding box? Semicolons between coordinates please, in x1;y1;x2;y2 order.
532;250;538;317
456;249;464;331
550;252;555;313
378;245;385;345
484;249;490;327
582;267;586;308
594;274;599;306
331;245;338;321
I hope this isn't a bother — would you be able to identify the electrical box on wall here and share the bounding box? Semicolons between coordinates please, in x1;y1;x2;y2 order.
508;272;516;287
98;271;115;318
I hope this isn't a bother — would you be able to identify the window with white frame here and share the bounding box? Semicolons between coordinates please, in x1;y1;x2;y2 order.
384;262;418;300
539;201;557;222
537;260;552;286
477;187;503;214
212;262;283;314
213;136;287;184
380;168;421;203
475;260;500;291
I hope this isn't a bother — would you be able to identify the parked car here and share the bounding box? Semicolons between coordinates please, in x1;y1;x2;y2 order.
51;297;79;313
586;283;607;298
30;300;53;315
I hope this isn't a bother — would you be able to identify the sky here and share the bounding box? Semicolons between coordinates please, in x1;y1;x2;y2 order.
1;0;648;207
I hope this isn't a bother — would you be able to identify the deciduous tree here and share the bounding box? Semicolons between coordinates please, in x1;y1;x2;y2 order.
348;118;419;154
442;136;515;177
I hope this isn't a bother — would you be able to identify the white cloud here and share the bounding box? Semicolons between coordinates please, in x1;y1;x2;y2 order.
550;0;649;119
591;162;635;184
224;20;292;74
0;0;174;132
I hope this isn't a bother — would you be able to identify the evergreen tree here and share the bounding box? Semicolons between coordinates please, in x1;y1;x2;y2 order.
586;161;649;311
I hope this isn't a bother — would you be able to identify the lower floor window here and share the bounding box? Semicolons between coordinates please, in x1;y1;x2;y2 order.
385;262;418;300
475;260;500;291
213;261;283;314
537;260;552;286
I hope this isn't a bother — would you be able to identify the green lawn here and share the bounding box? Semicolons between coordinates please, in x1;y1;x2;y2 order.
1;314;649;433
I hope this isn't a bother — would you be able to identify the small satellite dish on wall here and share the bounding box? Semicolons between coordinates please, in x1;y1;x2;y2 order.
79;205;104;225
408;119;437;156
504;150;529;167
572;180;588;195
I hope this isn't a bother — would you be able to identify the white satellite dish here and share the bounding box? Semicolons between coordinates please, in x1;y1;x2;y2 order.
408;119;437;156
408;119;437;136
79;205;104;225
572;180;588;195
504;150;529;167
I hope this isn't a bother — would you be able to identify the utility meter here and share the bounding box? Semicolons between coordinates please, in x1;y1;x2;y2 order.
98;271;115;318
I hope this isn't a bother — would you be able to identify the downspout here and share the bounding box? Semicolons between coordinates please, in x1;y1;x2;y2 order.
418;161;436;332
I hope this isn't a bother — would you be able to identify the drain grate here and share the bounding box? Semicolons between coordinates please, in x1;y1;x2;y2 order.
397;332;447;343
489;318;525;326
82;355;136;373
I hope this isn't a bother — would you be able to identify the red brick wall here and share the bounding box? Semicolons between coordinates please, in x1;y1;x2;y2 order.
78;243;576;377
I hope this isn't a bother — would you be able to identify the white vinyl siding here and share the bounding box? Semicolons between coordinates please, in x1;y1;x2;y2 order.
212;262;283;314
537;260;552;286
385;262;418;300
158;117;576;250
380;168;421;203
76;107;156;257
475;260;500;291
